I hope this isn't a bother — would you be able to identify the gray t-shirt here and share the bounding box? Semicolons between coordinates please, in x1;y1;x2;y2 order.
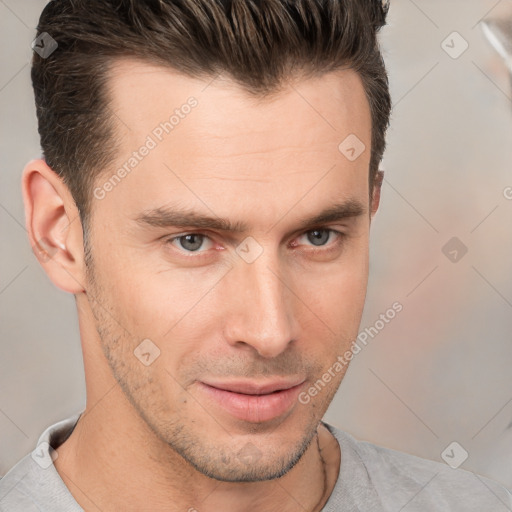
1;413;511;511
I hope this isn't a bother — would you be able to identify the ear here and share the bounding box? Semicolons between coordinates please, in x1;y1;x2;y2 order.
370;169;384;219
22;159;86;294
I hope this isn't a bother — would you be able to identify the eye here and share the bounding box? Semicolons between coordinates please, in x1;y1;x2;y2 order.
168;233;213;253
297;228;342;248
165;228;343;257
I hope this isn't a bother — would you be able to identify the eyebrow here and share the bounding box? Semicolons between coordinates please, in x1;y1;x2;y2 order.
134;199;367;233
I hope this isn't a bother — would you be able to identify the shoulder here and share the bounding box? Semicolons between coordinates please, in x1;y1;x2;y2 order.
324;422;512;511
0;414;82;511
0;453;46;511
0;450;81;512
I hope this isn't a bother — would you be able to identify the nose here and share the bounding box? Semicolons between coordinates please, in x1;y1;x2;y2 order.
222;254;299;359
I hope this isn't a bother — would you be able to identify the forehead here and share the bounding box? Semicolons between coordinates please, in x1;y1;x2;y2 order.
106;58;371;154
95;59;372;225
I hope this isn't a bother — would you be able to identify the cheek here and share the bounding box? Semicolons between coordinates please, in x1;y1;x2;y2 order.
299;238;369;325
94;262;227;394
96;244;227;337
291;243;369;374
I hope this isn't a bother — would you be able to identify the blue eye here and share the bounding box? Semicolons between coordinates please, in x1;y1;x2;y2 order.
306;229;331;246
299;229;340;248
171;233;212;252
166;227;343;258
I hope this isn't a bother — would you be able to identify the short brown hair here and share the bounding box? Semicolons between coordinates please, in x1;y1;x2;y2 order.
32;0;391;226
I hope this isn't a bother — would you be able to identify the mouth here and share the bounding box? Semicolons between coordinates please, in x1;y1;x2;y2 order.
197;378;306;423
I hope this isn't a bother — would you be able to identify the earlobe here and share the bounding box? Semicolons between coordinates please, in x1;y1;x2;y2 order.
370;169;384;218
22;159;86;294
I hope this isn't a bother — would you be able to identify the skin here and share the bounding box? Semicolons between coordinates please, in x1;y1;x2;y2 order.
22;59;381;512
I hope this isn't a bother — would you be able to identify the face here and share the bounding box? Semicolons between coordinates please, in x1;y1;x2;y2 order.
84;59;374;482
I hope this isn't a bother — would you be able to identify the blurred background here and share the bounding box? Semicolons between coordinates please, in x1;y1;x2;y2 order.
1;0;512;489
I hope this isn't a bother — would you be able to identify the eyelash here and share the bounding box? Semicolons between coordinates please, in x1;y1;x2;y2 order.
164;228;345;257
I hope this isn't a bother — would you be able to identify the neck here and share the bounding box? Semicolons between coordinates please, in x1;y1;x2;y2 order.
54;387;339;512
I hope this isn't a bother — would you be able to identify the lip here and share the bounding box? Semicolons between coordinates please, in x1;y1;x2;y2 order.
198;378;305;423
201;378;305;395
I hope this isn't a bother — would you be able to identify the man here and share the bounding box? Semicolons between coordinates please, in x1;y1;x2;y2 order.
1;0;510;510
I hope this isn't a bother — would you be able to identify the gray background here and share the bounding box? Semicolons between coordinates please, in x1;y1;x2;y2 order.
1;0;512;489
